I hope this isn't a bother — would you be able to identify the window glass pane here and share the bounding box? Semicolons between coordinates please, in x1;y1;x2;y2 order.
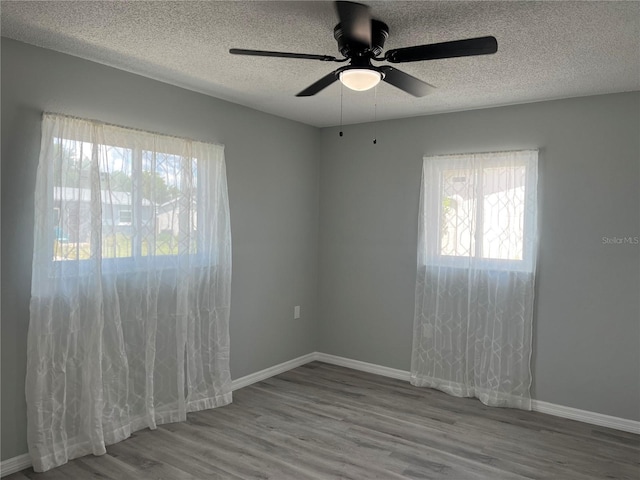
140;151;197;257
424;151;536;270
190;159;198;255
52;139;93;261
481;165;526;260
101;145;134;259
440;168;476;257
52;138;200;262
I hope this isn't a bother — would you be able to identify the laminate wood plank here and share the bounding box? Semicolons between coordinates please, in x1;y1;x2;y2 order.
100;437;204;480
19;460;110;480
286;365;639;455
288;364;640;479
160;420;326;480
64;453;142;480
2;473;30;480
8;361;639;479
247;376;569;478
223;386;524;478
201;406;528;480
108;429;246;480
179;407;408;480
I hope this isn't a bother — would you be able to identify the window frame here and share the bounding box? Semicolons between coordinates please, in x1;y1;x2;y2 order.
422;150;538;273
49;134;205;268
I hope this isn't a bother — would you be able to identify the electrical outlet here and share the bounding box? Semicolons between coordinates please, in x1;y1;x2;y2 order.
294;305;301;319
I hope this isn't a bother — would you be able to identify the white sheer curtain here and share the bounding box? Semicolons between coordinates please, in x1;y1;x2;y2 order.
27;114;232;472
412;150;538;410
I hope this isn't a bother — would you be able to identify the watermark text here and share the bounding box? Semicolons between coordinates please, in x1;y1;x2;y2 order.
602;236;639;245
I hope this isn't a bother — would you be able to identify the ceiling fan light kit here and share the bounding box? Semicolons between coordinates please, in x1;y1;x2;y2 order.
339;68;381;91
229;1;498;98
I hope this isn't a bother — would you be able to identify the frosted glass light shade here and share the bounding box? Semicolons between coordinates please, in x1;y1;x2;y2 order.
339;69;381;91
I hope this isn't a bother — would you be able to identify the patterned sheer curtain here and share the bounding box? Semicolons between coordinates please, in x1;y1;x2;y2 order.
412;150;538;410
27;114;232;472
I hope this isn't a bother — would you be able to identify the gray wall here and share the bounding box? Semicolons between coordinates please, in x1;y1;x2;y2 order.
318;92;640;421
1;38;320;461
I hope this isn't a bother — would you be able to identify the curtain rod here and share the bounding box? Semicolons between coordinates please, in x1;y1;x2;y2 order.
43;112;224;149
424;149;539;158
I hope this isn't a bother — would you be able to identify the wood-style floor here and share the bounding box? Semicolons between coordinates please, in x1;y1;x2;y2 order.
7;361;639;479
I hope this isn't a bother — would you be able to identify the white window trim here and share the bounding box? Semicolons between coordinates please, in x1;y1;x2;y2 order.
51;140;202;264
422;150;538;273
42;114;228;274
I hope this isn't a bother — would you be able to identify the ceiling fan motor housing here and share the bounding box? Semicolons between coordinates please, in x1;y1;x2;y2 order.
229;1;497;97
333;19;389;58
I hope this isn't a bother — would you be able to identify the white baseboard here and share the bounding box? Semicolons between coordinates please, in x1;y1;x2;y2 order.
314;352;411;381
531;399;640;434
312;352;640;435
231;352;317;391
0;453;31;477
3;351;637;477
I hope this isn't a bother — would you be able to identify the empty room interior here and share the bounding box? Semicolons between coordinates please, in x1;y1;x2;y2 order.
1;1;639;479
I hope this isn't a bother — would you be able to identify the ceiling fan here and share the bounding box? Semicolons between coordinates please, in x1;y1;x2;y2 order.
229;1;497;98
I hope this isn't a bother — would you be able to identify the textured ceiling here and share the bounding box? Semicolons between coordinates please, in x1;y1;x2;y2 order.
2;1;639;127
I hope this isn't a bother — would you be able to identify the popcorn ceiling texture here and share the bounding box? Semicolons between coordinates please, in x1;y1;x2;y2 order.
2;0;639;127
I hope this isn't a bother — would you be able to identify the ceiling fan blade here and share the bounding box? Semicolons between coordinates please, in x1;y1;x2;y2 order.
335;1;372;47
385;36;498;63
296;70;340;97
379;66;435;97
230;48;340;62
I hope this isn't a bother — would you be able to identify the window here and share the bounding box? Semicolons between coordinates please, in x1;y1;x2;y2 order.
421;150;538;271
51;138;198;262
29;114;232;471
118;209;132;225
39;114;226;268
413;150;539;407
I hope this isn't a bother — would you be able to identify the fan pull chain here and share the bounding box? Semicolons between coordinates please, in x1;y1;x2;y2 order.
339;83;344;137
373;85;377;145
